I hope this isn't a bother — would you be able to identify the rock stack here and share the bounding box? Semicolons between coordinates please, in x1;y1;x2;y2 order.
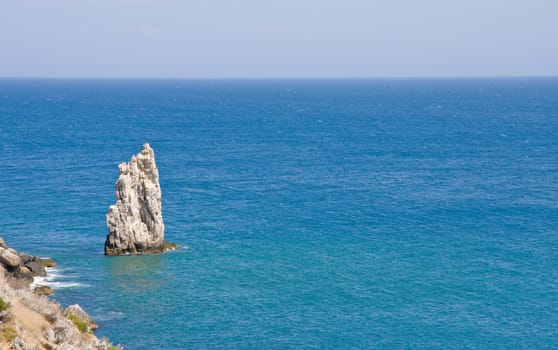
104;144;176;256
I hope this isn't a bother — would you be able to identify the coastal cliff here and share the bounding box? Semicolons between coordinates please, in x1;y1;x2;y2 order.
0;237;118;350
104;144;176;255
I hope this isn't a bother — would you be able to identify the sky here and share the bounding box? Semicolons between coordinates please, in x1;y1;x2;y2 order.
0;0;557;78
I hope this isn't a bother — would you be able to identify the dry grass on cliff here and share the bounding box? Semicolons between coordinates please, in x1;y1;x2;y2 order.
4;299;48;349
16;290;59;323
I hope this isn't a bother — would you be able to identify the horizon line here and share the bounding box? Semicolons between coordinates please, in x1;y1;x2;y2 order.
0;74;557;81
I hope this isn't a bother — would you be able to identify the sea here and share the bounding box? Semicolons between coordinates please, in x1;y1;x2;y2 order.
0;78;557;349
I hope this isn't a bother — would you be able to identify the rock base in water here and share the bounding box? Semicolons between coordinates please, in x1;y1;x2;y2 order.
104;240;178;256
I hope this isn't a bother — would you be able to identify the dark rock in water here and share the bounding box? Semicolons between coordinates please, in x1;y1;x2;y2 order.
0;238;47;288
24;260;47;277
104;144;176;255
40;258;57;268
163;241;178;251
34;285;54;296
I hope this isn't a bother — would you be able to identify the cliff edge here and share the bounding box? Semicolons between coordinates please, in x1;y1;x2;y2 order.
0;237;119;350
104;144;176;256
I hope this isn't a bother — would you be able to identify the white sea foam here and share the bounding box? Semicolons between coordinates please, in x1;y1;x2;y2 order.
31;266;89;289
92;310;125;322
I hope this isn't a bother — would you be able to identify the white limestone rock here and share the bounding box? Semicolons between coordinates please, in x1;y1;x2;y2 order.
0;246;21;268
104;144;175;255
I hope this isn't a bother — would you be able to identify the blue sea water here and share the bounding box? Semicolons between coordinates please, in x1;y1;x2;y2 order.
1;78;557;349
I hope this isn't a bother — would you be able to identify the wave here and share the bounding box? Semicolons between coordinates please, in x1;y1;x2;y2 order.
91;310;125;322
31;266;89;289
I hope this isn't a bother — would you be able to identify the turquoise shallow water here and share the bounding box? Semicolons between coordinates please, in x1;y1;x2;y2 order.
1;78;557;348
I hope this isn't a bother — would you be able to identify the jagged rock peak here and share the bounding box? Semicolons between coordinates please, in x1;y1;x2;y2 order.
104;144;176;255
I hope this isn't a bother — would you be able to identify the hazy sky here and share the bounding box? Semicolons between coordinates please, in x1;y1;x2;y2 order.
1;0;557;78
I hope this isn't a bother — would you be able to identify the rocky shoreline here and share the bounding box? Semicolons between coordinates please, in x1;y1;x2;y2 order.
0;237;119;350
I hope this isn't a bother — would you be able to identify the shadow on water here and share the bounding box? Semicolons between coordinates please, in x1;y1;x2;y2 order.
103;254;170;294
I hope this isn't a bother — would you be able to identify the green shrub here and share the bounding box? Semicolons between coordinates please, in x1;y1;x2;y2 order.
0;297;8;312
68;314;88;333
107;346;120;350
